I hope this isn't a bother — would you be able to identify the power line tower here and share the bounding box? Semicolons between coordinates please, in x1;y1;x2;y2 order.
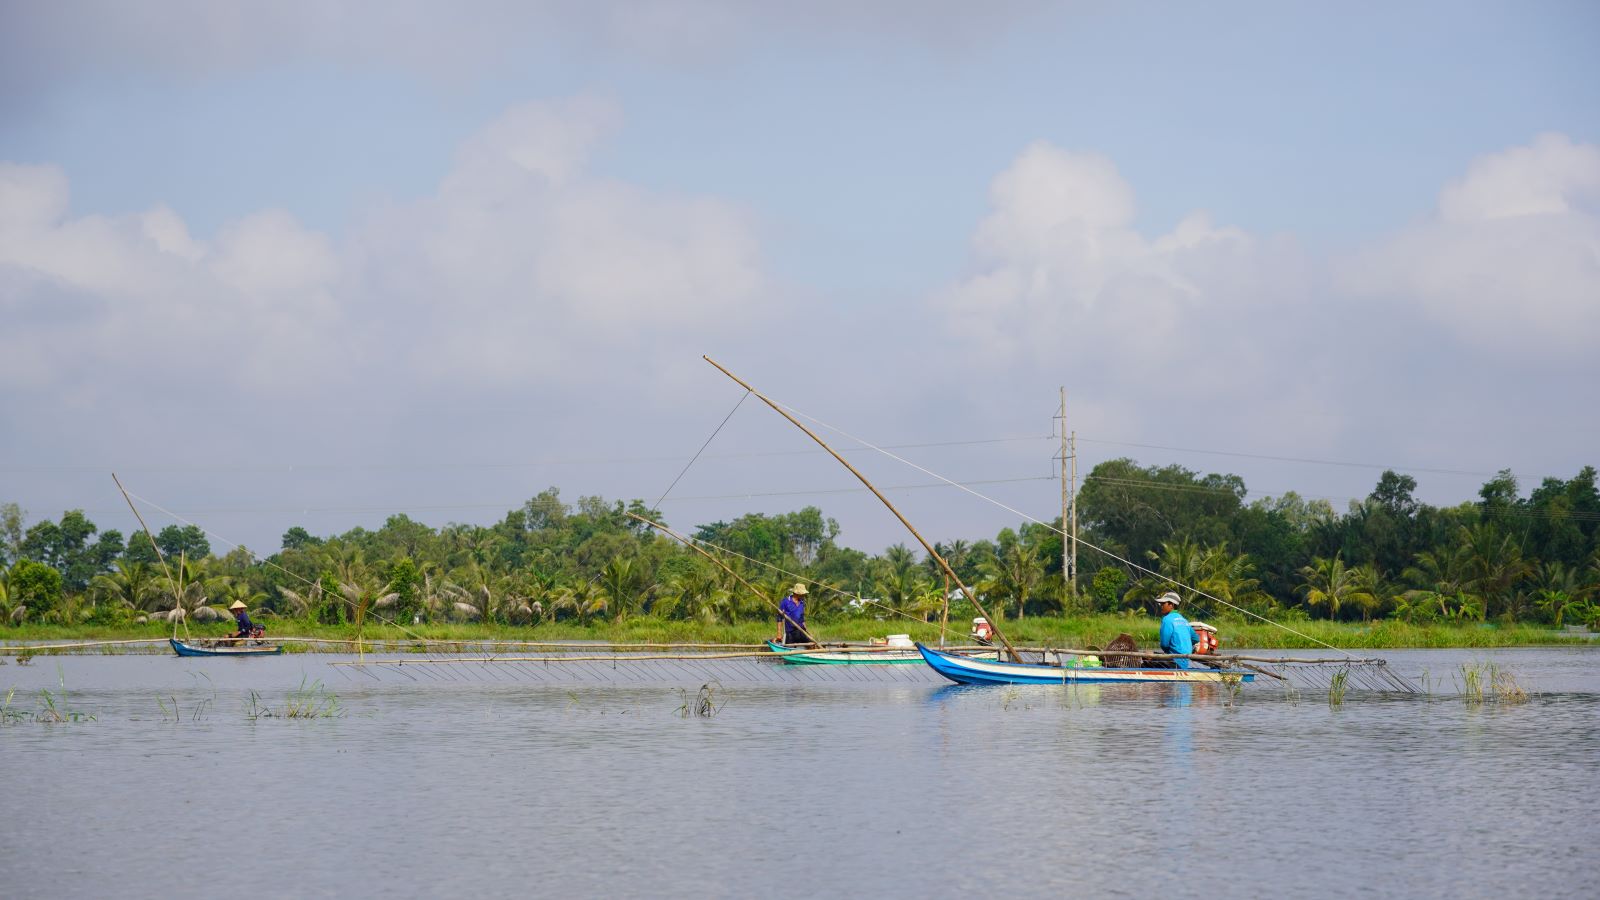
1054;387;1078;598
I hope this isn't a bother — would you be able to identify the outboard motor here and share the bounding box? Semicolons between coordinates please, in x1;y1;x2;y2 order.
970;617;993;644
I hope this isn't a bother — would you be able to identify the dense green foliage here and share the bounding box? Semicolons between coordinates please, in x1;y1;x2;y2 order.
3;461;1599;635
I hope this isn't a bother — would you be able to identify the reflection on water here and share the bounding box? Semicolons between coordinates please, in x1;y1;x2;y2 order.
1;648;1596;899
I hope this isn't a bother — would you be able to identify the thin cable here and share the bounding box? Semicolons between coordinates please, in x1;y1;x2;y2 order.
67;475;1056;518
2;435;1051;474
1078;437;1495;478
653;391;748;509
771;401;1355;657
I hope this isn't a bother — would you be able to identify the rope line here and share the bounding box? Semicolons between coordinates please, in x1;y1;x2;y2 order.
652;390;749;510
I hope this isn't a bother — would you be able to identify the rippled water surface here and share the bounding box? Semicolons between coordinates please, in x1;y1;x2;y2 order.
3;648;1596;898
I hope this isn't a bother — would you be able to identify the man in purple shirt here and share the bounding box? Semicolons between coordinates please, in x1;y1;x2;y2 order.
777;583;810;645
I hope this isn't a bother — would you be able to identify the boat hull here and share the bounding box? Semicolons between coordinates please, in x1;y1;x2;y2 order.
766;640;924;665
917;644;1254;685
171;638;283;657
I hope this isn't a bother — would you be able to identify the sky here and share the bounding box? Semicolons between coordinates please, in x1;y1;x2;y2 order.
1;0;1597;559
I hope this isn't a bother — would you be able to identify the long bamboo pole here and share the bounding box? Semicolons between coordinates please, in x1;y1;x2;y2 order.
112;473;190;641
625;511;824;647
702;356;1026;663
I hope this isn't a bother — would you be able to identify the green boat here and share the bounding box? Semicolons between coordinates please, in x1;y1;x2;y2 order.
766;639;990;665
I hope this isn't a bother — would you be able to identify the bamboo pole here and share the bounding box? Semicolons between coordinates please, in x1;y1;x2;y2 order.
701;355;1026;664
625;511;825;647
0;638;174;653
112;473;188;640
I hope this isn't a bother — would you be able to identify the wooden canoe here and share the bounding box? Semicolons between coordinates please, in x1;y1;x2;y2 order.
917;643;1255;685
766;639;925;665
171;638;283;657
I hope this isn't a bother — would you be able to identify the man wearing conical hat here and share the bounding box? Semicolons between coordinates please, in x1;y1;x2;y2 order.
228;599;256;641
777;583;810;646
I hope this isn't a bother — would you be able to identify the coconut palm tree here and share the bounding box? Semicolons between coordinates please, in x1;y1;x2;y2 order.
1124;539;1207;609
873;559;929;614
1398;543;1478;620
979;542;1044;619
599;556;653;622
1532;561;1588;626
658;566;735;624
1297;553;1375;621
444;560;497;622
0;567;18;624
1460;523;1531;619
276;582;323;619
90;560;159;613
497;575;545;625
208;573;270;618
145;555;221;623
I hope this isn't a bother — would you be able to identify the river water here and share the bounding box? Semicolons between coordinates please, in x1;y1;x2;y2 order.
2;647;1596;898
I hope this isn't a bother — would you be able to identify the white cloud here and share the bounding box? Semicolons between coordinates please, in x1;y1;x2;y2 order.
929;134;1600;504
935;141;1305;397
0;97;767;402
1346;133;1600;354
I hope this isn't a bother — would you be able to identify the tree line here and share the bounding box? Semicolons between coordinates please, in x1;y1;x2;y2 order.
2;460;1597;629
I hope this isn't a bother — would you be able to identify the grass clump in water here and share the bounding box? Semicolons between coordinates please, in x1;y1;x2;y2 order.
243;678;343;720
677;682;720;718
1456;662;1530;704
3;668;97;724
1327;670;1349;707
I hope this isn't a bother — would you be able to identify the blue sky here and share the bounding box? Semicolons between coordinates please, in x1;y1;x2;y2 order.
2;1;1597;555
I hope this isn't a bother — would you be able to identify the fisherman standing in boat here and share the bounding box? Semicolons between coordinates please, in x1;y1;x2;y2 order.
228;600;257;642
777;583;811;646
1151;591;1193;669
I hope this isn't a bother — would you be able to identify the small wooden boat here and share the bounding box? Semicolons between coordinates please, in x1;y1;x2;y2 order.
171;638;283;657
766;639;925;665
917;643;1255;685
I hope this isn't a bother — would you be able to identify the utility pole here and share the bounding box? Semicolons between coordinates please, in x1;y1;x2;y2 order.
1070;426;1078;600
1056;388;1076;599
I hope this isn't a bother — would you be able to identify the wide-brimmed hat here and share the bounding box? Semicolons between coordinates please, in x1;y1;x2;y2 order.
1155;591;1181;607
791;583;809;596
1191;621;1216;633
229;600;247;611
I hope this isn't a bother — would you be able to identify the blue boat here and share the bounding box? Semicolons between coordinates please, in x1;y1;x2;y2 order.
917;643;1254;686
170;638;282;657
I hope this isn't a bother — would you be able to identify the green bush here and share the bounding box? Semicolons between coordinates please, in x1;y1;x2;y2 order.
9;560;63;620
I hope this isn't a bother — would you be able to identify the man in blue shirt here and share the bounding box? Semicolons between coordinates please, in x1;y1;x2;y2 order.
229;600;257;641
777;583;810;646
1153;591;1193;669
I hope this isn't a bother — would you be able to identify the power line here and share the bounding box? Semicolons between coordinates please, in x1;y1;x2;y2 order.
62;475;1057;519
0;434;1055;474
1078;438;1497;478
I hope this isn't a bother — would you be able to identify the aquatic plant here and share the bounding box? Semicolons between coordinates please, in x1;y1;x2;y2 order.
1327;670;1349;707
677;681;720;717
158;694;211;723
1459;663;1485;703
2;681;96;724
1222;673;1246;707
1489;664;1529;702
243;679;343;720
284;679;342;718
